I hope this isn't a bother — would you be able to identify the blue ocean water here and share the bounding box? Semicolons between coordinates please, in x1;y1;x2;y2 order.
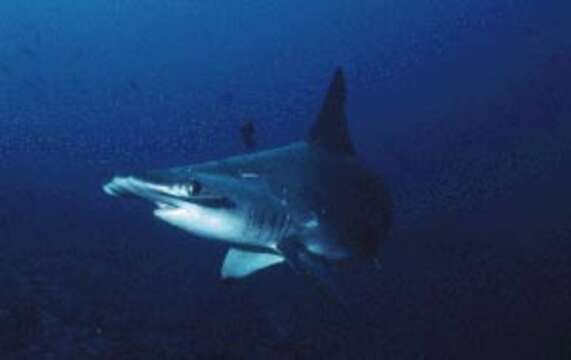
1;0;570;358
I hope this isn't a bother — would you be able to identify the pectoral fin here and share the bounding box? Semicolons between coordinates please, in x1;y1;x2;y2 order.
278;239;349;310
221;248;284;280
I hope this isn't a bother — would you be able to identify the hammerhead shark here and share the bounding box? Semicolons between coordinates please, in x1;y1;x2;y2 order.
103;68;392;292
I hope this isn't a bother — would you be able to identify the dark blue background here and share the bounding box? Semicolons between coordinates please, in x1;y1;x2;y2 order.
1;1;570;358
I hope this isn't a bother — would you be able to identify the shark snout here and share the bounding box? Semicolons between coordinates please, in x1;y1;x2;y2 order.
103;176;177;205
103;176;144;198
103;176;205;210
103;175;248;243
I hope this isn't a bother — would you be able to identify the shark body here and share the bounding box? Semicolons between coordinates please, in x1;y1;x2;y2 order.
103;68;392;285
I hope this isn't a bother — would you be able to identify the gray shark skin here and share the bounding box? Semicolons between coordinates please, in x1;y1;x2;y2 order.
103;68;392;287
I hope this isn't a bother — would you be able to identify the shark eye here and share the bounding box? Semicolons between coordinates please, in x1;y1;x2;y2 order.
187;181;201;196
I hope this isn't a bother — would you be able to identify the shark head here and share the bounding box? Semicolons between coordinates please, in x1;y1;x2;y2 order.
103;169;290;249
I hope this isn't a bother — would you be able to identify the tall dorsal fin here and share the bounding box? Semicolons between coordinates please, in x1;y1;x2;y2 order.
307;67;355;156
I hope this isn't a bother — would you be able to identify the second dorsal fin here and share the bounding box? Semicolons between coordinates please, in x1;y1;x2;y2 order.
307;68;355;156
240;121;257;151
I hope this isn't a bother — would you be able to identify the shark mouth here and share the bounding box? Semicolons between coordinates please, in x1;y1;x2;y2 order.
103;176;245;242
103;176;234;210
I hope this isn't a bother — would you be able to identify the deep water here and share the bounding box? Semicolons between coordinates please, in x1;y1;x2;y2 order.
1;1;570;359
